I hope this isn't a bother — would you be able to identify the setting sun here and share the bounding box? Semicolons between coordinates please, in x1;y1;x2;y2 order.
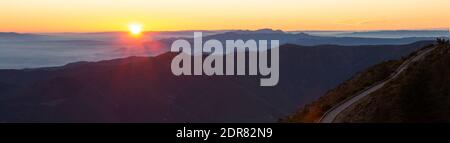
129;24;143;35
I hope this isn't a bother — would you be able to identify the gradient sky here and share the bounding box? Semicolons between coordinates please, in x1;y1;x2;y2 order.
0;0;449;32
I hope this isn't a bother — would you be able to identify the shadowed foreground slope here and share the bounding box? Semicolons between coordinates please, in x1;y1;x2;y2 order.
284;39;450;123
0;42;431;122
336;40;450;122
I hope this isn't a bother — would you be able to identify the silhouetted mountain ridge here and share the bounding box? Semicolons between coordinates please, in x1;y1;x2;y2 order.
335;40;450;122
284;39;450;122
0;41;433;122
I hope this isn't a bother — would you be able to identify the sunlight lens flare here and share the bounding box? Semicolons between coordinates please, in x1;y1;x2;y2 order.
129;24;143;36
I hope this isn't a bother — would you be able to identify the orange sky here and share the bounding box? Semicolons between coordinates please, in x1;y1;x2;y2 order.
0;0;449;32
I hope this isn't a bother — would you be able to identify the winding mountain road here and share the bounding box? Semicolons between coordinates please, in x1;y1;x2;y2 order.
319;46;436;123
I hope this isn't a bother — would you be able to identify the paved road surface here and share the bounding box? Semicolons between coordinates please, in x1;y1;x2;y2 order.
319;47;435;123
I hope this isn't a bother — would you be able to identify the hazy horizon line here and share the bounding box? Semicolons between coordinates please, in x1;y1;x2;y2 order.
1;27;449;34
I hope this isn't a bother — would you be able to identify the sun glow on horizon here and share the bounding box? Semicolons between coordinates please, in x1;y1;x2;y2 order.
129;23;143;36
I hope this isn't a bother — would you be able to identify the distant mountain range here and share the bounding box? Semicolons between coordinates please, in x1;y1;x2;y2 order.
0;41;432;122
298;30;449;38
184;29;439;46
1;29;443;69
0;29;443;44
0;32;48;41
333;30;449;38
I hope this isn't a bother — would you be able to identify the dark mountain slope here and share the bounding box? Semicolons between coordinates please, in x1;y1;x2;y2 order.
284;39;450;123
335;40;450;122
282;59;406;122
0;42;431;122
